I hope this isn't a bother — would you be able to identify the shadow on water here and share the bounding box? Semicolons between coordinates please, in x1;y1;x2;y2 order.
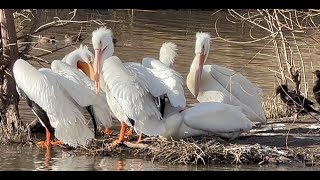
6;9;320;171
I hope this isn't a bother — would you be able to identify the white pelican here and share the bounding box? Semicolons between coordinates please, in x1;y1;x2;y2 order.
160;102;254;140
95;56;165;145
186;32;266;124
13;59;94;148
141;42;185;115
54;45;113;135
91;27;186;111
142;42;178;69
91;27;186;144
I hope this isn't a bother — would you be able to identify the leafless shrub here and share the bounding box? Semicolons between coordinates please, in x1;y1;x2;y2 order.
214;9;320;119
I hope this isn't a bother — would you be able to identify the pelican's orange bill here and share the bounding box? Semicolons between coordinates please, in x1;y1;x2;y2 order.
77;61;95;81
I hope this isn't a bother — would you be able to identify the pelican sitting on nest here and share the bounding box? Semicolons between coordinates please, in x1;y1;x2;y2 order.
160;102;254;140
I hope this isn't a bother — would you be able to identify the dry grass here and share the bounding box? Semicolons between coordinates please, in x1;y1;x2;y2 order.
61;134;296;165
263;96;294;119
295;146;320;166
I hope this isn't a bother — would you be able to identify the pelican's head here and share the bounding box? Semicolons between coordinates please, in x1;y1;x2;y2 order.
313;70;320;79
77;44;94;64
193;32;211;98
92;27;114;95
75;45;96;79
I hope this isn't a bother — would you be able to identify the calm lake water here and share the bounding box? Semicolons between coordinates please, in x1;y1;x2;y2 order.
1;144;320;171
5;9;320;171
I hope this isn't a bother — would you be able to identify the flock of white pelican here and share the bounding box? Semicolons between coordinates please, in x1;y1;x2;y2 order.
13;27;266;148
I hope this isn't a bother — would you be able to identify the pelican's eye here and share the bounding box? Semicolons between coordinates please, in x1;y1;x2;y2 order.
102;45;108;52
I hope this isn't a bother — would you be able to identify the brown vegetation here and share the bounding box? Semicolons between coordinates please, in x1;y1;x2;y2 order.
41;126;320;166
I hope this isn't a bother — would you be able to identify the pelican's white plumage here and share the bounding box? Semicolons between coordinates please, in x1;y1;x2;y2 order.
52;45;113;128
91;27;114;63
143;42;178;69
92;27;185;110
186;32;266;123
13;59;94;147
91;27;187;137
61;45;93;65
51;60;113;128
161;102;254;140
139;42;186;108
101;56;165;136
125;62;186;108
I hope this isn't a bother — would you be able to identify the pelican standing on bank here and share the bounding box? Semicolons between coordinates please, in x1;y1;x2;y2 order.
186;32;266;124
13;59;94;148
91;28;163;145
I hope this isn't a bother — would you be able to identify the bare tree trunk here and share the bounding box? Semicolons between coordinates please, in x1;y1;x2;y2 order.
0;9;27;142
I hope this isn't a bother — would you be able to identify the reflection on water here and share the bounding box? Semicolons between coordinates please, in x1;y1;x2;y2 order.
9;9;320;171
1;145;320;171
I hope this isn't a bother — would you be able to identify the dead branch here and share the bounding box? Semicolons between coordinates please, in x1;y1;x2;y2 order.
216;9;320;121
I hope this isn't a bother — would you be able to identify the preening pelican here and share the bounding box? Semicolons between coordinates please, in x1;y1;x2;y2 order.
186;32;266;124
55;45;113;135
142;42;178;69
141;42;185;115
124;62;186;118
13;59;94;148
91;27;187;144
160;102;254;140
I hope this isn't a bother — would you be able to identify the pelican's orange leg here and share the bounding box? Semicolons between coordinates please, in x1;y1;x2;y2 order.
45;128;51;147
112;121;127;146
37;128;52;149
104;128;112;135
124;127;133;138
51;140;64;146
36;128;64;148
136;133;143;144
